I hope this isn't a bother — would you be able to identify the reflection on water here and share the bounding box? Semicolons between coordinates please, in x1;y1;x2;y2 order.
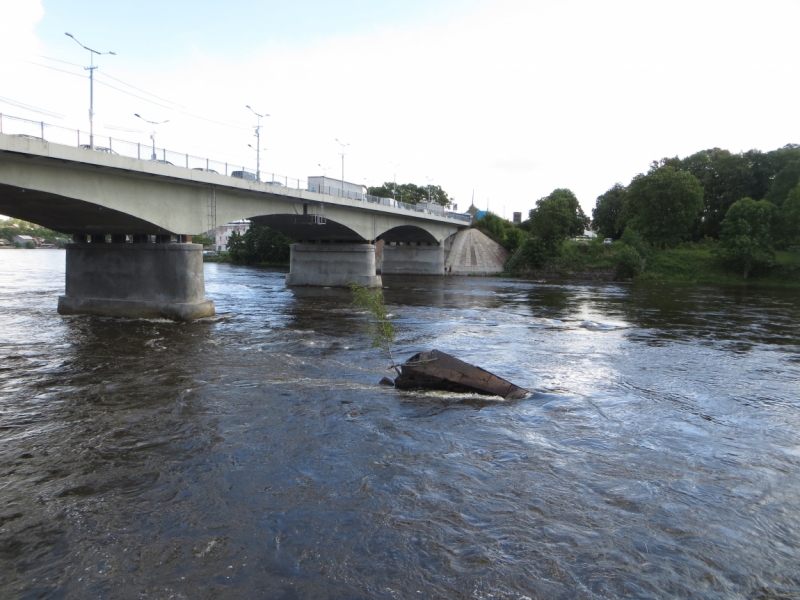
1;252;800;598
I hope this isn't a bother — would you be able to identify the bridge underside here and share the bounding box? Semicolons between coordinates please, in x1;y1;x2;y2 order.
251;214;365;242
0;184;173;235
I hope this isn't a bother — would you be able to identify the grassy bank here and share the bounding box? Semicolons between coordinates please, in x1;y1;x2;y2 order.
512;240;800;287
638;247;800;286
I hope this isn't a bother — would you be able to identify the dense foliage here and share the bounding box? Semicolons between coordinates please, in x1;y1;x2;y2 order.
622;166;704;249
367;182;451;206
584;143;800;280
227;224;293;265
527;188;590;252
715;198;777;279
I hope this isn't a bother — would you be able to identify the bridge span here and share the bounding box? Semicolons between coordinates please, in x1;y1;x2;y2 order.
0;134;471;320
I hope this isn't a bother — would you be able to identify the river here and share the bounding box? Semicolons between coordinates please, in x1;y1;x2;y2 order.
1;249;799;599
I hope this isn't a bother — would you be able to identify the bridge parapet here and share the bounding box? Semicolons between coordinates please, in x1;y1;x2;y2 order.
0;114;471;225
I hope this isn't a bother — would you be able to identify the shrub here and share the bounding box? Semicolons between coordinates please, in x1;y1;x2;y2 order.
614;245;643;279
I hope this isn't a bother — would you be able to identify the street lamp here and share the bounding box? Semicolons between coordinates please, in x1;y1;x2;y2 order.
335;138;349;198
134;114;169;160
246;105;269;181
65;32;116;150
426;175;434;203
390;162;400;203
318;163;330;177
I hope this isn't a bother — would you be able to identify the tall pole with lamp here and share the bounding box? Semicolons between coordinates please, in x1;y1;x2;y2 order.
65;32;115;150
335;139;349;198
134;114;169;160
246;105;269;181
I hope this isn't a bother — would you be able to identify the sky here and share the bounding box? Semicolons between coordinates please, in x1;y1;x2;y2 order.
1;0;798;219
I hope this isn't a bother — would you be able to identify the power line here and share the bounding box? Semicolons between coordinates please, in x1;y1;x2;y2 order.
95;71;187;109
26;59;252;132
26;60;88;80
0;96;65;119
37;54;85;69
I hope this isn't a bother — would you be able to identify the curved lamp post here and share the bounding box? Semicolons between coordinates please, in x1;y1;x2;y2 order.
134;113;169;160
65;32;115;150
246;105;269;181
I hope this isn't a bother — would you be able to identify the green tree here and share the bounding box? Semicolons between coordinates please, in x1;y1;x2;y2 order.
779;183;800;248
764;160;800;207
227;224;292;265
678;149;757;239
192;233;214;246
367;182;452;206
528;188;589;253
476;211;506;239
622;166;704;248
475;212;526;252
717;197;776;279
592;183;626;239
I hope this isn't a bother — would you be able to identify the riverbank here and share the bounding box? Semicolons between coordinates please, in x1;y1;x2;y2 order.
511;241;800;287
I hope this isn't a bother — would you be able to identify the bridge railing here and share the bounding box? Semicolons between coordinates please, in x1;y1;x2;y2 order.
0;113;471;223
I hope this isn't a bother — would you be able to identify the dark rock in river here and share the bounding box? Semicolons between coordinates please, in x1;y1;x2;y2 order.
378;376;395;387
394;350;529;400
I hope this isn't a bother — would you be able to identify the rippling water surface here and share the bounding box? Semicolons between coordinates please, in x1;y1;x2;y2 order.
1;250;799;599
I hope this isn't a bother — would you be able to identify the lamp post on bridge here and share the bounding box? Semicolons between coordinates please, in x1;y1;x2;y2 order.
134;114;169;160
64;32;115;151
335;139;349;198
426;175;434;204
390;162;400;205
246;105;269;182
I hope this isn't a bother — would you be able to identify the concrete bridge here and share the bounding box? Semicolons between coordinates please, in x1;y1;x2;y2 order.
0;134;470;320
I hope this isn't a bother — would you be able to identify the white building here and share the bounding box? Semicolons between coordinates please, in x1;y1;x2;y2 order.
209;220;250;252
14;235;36;246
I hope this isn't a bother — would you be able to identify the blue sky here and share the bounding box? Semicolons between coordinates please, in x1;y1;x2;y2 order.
3;0;799;218
38;0;484;66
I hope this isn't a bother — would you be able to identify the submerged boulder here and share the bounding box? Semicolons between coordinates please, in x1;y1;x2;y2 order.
393;350;528;400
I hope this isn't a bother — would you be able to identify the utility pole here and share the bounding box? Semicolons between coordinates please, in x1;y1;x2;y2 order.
335;139;349;197
246;105;269;181
65;33;115;150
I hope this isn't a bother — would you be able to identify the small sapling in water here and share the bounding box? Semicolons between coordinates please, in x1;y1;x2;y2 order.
348;283;401;376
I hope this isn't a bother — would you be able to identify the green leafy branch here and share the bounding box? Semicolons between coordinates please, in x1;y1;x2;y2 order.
348;283;400;375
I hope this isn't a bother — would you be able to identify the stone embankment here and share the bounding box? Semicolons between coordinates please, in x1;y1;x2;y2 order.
444;228;508;274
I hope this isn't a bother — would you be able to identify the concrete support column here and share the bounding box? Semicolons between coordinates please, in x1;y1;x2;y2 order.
381;242;445;275
58;243;215;321
90;234;106;244
285;243;382;288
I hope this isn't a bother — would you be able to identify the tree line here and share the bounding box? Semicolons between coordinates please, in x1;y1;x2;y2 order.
473;143;800;279
592;144;800;277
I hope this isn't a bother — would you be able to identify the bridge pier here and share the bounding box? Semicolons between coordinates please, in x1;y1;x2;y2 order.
58;242;215;321
381;242;445;275
285;243;382;288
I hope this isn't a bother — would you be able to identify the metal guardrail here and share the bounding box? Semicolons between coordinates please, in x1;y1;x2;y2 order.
0;113;472;223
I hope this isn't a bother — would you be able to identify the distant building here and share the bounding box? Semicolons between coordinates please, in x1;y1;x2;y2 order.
513;212;522;224
14;235;35;246
208;220;250;252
